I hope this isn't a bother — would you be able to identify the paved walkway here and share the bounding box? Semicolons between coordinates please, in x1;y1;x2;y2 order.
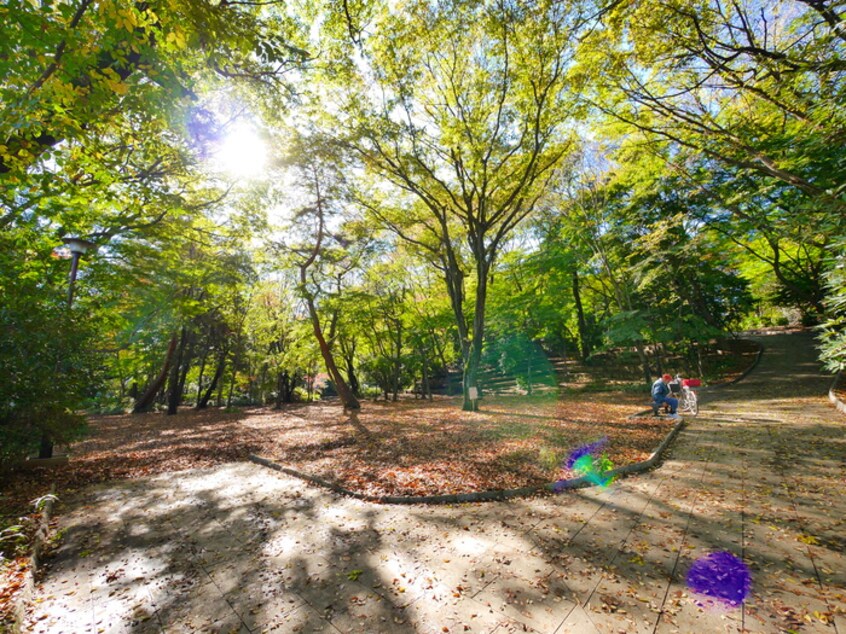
25;333;845;633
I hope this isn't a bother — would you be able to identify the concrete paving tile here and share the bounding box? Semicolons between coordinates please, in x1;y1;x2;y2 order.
490;619;546;634
312;585;408;633
89;585;164;634
26;543;101;631
260;528;329;561
744;522;821;583
580;569;668;633
248;594;345;633
356;547;489;605
218;566;344;631
24;586;96;634
741;575;840;633
471;571;576;633
284;562;407;632
652;593;744;634
554;603;601;634
388;595;507;634
185;521;253;568
541;558;604;606
581;601;661;634
478;544;554;582
202;549;268;597
526;511;597;560
155;578;244;633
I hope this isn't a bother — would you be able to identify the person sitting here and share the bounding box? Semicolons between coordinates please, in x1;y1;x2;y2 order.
651;373;679;418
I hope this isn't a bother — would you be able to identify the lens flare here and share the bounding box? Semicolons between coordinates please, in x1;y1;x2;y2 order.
686;551;751;608
552;436;615;492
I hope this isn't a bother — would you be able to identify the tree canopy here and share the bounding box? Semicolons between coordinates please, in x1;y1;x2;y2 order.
1;0;844;464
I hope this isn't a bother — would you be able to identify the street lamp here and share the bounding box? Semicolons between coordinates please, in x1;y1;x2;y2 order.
62;236;95;307
37;236;96;460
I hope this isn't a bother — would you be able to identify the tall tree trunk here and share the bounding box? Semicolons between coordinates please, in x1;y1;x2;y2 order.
572;269;591;360
462;259;488;411
195;351;208;406
275;370;287;409
166;327;189;415
197;347;226;409
303;295;360;409
226;367;236;407
297;171;361;410
392;326;402;401
116;351;127;400
419;346;432;400
345;354;360;396
636;343;652;386
429;329;452;395
258;364;268;404
175;331;195;406
133;334;178;413
653;345;664;376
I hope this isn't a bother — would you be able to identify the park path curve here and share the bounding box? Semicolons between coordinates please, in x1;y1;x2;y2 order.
24;332;845;634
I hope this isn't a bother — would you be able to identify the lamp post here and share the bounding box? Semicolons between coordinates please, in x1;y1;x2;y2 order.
37;236;96;460
62;237;95;307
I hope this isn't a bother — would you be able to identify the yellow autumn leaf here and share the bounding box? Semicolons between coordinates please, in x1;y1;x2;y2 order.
166;28;187;50
798;534;819;545
119;7;138;31
108;79;129;95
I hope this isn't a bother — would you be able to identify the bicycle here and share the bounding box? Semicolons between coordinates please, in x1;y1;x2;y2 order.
672;376;700;416
652;375;700;416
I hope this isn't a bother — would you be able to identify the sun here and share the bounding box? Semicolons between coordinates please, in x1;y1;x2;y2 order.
214;123;268;180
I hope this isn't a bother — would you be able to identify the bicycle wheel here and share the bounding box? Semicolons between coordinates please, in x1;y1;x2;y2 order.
676;392;688;414
688;390;698;415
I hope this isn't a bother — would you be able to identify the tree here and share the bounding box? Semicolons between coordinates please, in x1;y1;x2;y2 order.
1;0;307;441
0;229;99;465
578;0;846;217
278;134;364;410
313;0;580;409
244;279;315;407
358;260;413;401
574;0;846;328
819;237;846;372
0;0;307;179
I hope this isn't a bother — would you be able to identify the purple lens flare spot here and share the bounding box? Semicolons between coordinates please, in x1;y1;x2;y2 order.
564;436;609;469
686;551;751;607
551;437;615;493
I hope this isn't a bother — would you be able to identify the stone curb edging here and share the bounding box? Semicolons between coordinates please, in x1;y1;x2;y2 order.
8;489;56;634
829;371;846;416
628;340;764;419
248;416;686;505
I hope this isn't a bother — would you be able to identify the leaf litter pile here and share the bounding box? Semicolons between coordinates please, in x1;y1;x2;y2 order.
251;394;670;497
2;391;666;513
0;390;663;621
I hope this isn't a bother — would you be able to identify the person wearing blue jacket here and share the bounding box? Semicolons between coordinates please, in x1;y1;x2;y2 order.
651;373;678;417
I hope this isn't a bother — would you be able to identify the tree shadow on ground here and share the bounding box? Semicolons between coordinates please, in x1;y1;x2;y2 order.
24;332;844;632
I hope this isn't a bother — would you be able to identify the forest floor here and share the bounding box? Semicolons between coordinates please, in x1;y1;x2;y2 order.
0;335;761;511
0;342;758;625
0;392;655;513
7;331;846;633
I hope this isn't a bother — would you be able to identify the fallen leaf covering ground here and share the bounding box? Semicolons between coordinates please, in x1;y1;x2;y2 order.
0;392;668;628
0;344;759;625
2;392;658;512
254;392;669;497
